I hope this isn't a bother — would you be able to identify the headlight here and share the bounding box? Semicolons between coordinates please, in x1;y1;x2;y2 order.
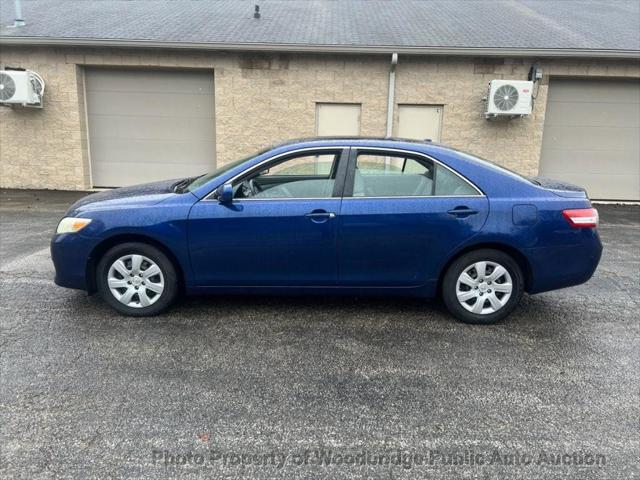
56;217;92;234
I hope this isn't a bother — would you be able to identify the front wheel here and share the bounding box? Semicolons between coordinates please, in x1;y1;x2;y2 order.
96;242;178;316
442;249;524;324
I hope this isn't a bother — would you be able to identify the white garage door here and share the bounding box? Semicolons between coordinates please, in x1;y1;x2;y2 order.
86;68;215;187
539;79;640;200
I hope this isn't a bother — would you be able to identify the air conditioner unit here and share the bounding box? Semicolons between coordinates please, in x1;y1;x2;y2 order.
0;70;45;108
485;79;533;118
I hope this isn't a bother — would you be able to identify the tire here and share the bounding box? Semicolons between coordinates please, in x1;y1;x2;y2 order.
442;249;524;324
96;242;178;317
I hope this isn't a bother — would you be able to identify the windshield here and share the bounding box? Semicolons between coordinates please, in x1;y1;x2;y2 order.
186;147;271;192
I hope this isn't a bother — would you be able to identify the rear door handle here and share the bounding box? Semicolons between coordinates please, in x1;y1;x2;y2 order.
305;210;336;223
447;206;479;218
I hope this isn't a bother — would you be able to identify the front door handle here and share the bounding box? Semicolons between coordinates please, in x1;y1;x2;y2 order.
305;210;336;223
447;206;479;218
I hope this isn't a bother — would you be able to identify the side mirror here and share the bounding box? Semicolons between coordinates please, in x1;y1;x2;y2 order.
216;183;233;204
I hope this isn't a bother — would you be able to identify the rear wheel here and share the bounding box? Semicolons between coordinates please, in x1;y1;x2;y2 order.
96;242;178;316
442;249;524;324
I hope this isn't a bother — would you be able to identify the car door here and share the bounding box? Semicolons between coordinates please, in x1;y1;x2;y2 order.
337;148;489;287
188;148;348;286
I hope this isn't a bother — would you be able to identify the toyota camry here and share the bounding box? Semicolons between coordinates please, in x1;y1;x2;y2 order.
51;138;602;324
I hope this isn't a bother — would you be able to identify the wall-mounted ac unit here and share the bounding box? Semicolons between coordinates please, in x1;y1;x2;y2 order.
485;80;533;118
0;69;45;108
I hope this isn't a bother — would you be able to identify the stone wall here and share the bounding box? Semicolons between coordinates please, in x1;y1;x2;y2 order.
0;46;638;190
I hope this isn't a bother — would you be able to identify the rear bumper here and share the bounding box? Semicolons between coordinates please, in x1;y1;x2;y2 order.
525;230;603;294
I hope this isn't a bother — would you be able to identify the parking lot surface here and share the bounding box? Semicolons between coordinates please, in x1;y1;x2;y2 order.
1;189;638;479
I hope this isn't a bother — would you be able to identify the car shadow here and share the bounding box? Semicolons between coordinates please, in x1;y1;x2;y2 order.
62;289;613;394
71;288;572;334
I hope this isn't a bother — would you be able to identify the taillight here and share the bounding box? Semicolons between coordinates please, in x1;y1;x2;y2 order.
562;208;599;228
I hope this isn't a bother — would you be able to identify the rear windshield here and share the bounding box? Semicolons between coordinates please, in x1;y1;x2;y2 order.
455;149;540;185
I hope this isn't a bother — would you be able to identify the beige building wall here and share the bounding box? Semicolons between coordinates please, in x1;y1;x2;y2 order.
0;46;638;190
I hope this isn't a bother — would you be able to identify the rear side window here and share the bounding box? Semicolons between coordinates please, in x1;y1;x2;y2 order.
434;166;478;196
352;152;478;197
354;153;434;197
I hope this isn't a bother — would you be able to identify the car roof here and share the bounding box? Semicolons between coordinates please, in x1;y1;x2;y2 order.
273;136;433;149
268;137;456;157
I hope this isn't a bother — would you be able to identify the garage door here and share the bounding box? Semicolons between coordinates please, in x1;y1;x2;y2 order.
539;79;640;200
86;69;215;187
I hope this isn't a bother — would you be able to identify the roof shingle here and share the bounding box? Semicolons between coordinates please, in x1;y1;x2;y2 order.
1;0;639;54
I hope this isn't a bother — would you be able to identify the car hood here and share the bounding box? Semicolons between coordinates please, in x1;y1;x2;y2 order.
65;178;185;216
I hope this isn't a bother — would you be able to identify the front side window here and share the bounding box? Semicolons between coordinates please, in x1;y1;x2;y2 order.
260;154;336;177
234;151;342;199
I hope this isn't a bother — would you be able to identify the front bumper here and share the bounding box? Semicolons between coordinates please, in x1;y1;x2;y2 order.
50;233;98;291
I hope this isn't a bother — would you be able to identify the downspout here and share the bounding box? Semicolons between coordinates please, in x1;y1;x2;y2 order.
385;53;398;138
13;0;26;27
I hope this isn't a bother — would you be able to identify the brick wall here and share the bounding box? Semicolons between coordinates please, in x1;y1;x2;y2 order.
0;46;638;190
0;48;88;189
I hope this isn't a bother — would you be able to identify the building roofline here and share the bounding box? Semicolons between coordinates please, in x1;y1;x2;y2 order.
1;36;639;59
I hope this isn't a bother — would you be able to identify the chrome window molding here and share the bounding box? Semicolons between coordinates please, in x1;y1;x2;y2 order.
343;194;484;200
233;194;483;202
232;197;339;202
202;145;485;201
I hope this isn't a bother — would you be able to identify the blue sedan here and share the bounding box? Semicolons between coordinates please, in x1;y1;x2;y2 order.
51;138;602;324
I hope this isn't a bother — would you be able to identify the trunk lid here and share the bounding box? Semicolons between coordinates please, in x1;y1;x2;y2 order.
529;176;588;199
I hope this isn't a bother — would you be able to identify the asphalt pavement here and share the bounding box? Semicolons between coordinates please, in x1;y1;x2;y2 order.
0;189;638;479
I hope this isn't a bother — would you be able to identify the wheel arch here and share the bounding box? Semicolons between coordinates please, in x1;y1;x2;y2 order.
437;242;533;295
86;234;186;295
